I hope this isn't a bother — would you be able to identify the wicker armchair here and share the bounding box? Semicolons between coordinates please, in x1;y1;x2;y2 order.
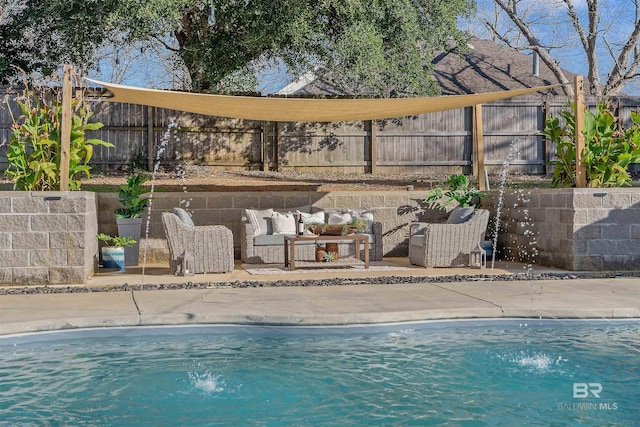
409;209;489;267
162;212;234;274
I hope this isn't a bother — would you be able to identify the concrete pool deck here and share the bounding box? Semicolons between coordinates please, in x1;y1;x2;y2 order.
1;259;639;335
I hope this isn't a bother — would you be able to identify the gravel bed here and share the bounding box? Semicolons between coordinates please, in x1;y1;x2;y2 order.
1;271;638;295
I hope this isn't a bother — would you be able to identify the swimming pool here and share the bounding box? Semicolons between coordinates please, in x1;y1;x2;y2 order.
1;320;638;426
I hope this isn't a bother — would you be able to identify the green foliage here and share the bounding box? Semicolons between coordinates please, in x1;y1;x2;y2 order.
96;233;137;247
425;174;486;208
2;0;474;93
114;173;150;218
543;103;640;188
5;89;113;191
323;251;336;262
0;1;121;83
113;0;474;94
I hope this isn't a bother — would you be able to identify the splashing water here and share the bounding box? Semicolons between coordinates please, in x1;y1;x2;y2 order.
497;351;567;372
490;141;518;269
140;118;179;285
518;354;553;370
189;371;225;394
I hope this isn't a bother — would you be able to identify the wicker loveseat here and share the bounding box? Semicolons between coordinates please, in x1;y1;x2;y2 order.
241;207;383;264
409;208;489;267
162;211;234;274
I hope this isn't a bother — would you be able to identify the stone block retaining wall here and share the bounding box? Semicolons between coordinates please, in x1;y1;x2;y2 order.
96;191;439;263
0;192;98;284
482;188;640;271
2;188;633;285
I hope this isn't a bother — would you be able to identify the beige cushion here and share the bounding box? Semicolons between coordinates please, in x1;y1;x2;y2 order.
245;208;274;235
298;211;325;224
272;211;296;235
328;212;352;225
347;208;375;233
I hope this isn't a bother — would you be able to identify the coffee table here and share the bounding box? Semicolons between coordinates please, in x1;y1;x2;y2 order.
283;234;370;271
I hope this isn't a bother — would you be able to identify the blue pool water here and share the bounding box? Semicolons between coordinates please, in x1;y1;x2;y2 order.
1;320;638;426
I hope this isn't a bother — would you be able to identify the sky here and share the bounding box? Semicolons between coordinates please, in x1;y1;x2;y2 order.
88;0;640;96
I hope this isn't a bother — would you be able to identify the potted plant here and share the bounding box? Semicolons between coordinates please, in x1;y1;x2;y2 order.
96;233;137;271
114;173;150;266
424;174;486;208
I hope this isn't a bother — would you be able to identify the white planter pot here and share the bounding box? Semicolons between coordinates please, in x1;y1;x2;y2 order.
101;246;125;271
116;217;142;266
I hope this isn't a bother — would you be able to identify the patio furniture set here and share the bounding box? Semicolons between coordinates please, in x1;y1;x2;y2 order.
161;206;490;274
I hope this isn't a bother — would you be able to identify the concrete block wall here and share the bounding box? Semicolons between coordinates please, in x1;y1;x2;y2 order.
0;192;98;284
97;188;640;271
97;191;442;262
483;188;640;271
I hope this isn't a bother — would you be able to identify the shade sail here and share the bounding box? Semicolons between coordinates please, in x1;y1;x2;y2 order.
88;79;560;122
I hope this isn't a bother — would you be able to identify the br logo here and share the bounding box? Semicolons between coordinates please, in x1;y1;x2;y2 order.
573;383;602;398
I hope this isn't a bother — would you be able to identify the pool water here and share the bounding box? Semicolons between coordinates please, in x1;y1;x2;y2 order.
1;320;638;426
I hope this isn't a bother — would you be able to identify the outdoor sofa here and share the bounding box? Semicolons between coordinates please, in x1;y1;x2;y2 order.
241;206;383;264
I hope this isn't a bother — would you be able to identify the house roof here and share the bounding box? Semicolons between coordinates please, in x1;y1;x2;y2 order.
433;39;573;96
278;39;573;97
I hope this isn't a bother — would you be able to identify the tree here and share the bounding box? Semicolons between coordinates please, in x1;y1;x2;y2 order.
476;0;640;97
3;0;476;95
0;0;121;83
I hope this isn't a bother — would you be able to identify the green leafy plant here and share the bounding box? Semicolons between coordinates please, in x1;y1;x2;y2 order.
114;173;150;219
425;174;486;207
323;251;336;262
543;102;640;187
96;233;136;247
5;89;113;191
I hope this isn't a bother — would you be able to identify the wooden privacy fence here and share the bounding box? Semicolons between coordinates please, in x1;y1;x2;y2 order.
1;87;639;176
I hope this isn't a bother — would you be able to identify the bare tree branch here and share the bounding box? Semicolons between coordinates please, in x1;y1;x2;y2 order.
562;0;601;95
604;11;640;95
493;0;574;96
484;0;640;97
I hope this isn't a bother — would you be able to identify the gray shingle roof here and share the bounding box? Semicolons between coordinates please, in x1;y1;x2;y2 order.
434;39;572;96
279;39;574;97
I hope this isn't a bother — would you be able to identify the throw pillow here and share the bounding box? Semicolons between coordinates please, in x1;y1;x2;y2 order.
328;212;352;225
173;207;195;228
347;209;375;233
298;211;325;224
271;211;297;235
446;207;475;224
244;208;274;235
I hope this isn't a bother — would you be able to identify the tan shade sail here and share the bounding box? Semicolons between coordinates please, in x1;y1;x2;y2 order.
88;79;560;122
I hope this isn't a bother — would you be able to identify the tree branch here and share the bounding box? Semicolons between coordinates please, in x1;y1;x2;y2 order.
493;0;574;96
604;8;640;95
152;34;180;53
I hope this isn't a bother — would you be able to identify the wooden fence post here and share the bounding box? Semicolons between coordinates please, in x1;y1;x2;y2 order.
368;120;377;174
574;76;586;188
542;100;549;175
147;106;154;171
473;104;486;191
274;121;280;172
261;122;268;171
59;64;73;191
